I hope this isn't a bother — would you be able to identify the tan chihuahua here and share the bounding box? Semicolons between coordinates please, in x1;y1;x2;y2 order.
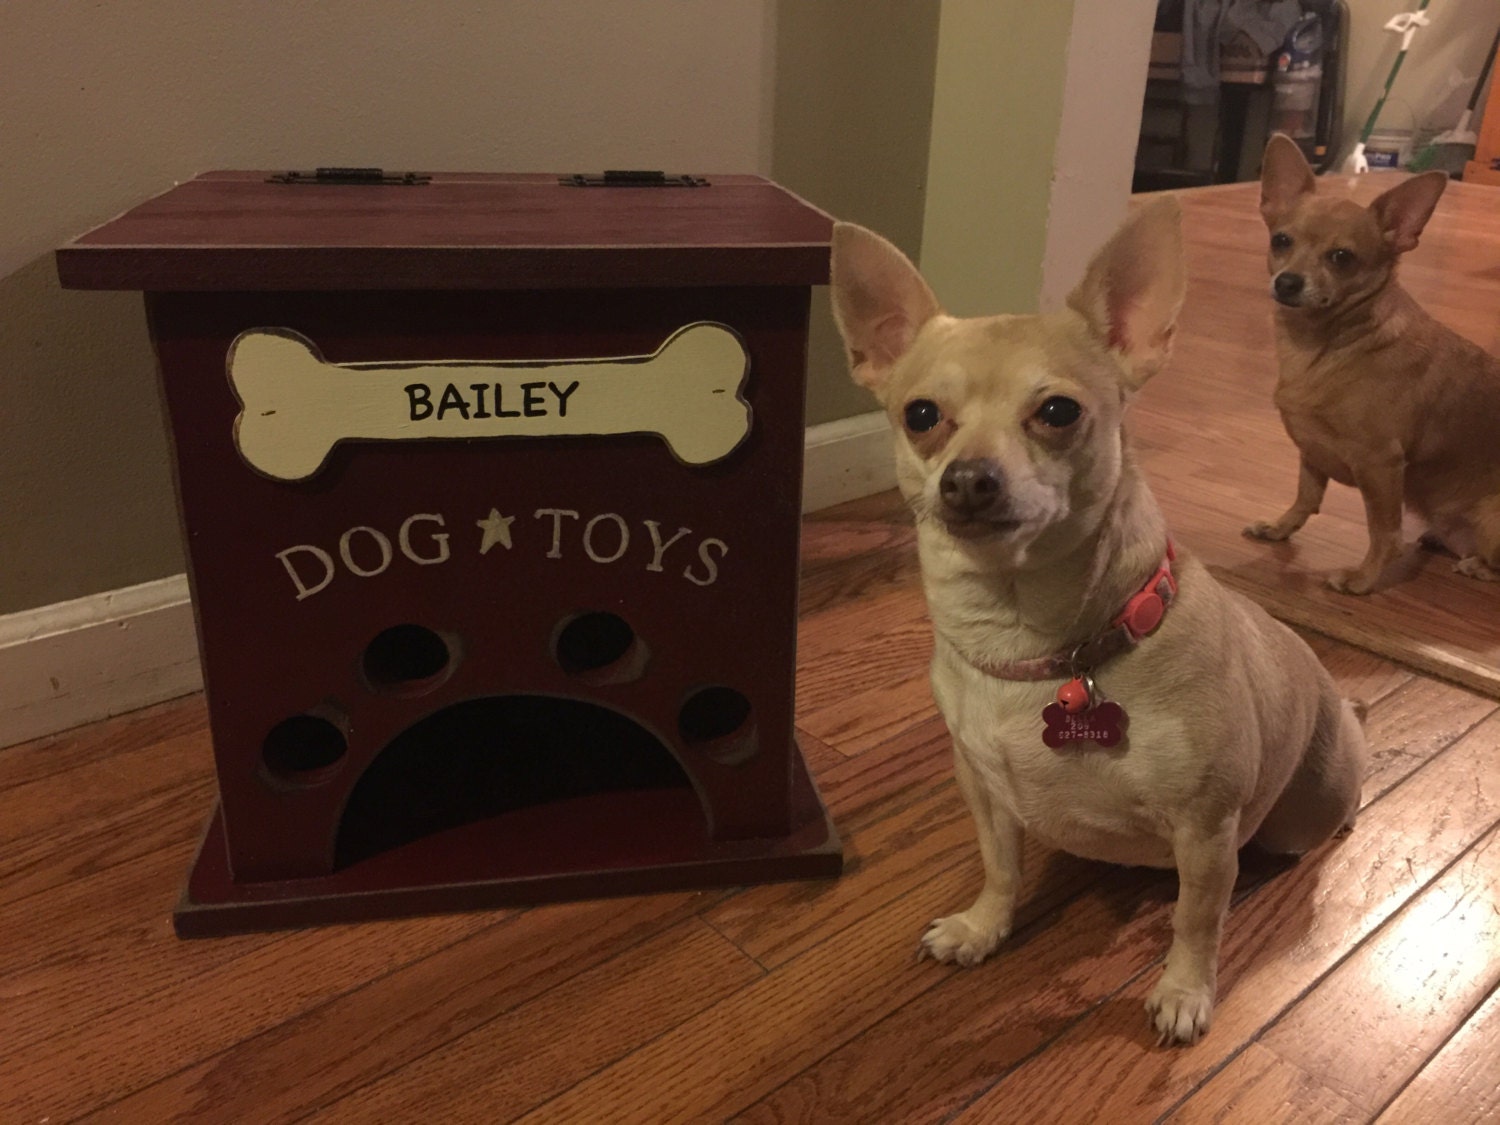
831;198;1367;1045
1247;133;1500;593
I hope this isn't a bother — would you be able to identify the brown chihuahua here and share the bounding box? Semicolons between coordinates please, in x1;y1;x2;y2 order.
1246;133;1500;593
832;198;1366;1045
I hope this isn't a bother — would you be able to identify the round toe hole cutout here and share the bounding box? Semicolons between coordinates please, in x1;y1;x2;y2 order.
363;624;454;696
263;714;347;782
679;686;758;766
554;612;648;684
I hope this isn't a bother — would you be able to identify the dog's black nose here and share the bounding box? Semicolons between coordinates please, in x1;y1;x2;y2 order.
1274;272;1305;302
939;459;1006;516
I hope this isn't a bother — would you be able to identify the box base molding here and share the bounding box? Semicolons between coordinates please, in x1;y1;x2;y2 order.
174;743;841;937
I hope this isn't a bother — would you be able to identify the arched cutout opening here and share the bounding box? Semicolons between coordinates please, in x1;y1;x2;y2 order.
334;695;699;870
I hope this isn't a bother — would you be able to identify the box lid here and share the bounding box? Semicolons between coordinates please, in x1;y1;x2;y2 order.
56;172;833;291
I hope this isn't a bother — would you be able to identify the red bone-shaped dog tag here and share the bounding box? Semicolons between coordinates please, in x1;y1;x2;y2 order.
1041;700;1128;749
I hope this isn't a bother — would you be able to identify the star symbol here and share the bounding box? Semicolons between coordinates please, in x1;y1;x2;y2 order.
476;509;515;554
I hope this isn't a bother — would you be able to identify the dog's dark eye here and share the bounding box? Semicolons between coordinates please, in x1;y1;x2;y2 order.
1034;396;1082;429
1326;247;1356;268
1270;232;1292;252
904;399;942;433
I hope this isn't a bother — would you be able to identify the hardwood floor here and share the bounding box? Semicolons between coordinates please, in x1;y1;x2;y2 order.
4;487;1500;1123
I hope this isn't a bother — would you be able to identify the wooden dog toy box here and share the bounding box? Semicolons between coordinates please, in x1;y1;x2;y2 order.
56;169;842;937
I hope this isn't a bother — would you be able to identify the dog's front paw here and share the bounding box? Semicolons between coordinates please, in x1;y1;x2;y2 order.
1454;556;1500;582
1243;519;1294;542
1145;978;1215;1046
918;911;1009;967
1326;568;1377;595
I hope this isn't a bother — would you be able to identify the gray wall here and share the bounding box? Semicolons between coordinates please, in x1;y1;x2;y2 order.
0;0;775;615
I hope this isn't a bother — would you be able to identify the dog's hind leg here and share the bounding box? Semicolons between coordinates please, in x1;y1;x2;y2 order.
1254;694;1368;853
1244;457;1328;542
1453;496;1500;581
920;748;1021;967
1418;531;1453;554
1454;556;1500;580
1147;813;1240;1046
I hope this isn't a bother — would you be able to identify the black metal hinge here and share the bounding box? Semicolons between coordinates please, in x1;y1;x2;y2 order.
561;170;709;187
268;168;431;185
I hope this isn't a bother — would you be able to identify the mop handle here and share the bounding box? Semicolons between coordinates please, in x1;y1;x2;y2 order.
1467;23;1500;115
1359;0;1433;144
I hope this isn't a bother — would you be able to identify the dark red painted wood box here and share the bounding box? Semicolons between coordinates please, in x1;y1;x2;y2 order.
57;171;842;936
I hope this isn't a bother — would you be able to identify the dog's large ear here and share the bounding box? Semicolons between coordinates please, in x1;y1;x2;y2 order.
1369;171;1448;254
1067;195;1186;391
830;222;941;394
1260;133;1316;227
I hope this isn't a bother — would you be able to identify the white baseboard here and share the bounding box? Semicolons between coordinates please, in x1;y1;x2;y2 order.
0;575;201;750
801;409;897;513
0;416;895;749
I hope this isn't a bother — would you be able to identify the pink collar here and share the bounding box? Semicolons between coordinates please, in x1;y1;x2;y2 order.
977;541;1178;682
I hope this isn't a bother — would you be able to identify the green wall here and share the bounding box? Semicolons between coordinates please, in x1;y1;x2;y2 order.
772;0;943;426
920;0;1077;317
773;0;1079;424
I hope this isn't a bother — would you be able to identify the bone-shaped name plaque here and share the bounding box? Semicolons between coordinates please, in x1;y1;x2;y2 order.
227;322;752;481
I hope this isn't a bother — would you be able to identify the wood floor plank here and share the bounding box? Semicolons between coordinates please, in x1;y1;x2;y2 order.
508;834;1111;1124
798;668;937;759
945;709;1500;1124
794;620;931;718
798;547;920;619
800;712;952;833
703;781;998;970
798;498;911;562
1375;983;1500;1123
732;863;1179;1125
0;738;213;907
794;728;845;779
0;694;208;792
1;776;211;911
797;506;918;617
323;919;761;1123
0;834;254;1043
1358;677;1498;802
511;862;982;1124
2;909;504;1122
1219;826;1500;1114
801;488;908;531
795;582;925;667
1166;1043;1364;1124
0;717;211;845
84;900;736;1125
0;727;203;847
1299;631;1412;710
799;489;909;550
